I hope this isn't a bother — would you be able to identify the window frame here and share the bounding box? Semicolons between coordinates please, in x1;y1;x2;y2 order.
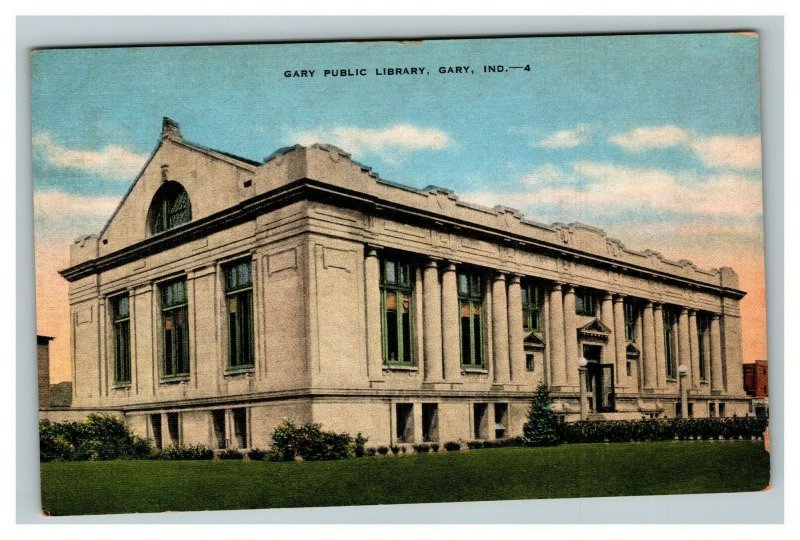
663;307;677;380
111;293;132;386
521;280;542;332
380;257;415;366
623;299;637;342
575;288;596;316
149;182;192;235
224;259;255;371
458;271;485;369
160;278;190;379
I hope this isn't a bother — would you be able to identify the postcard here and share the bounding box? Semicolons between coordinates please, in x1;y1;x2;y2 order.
32;32;769;516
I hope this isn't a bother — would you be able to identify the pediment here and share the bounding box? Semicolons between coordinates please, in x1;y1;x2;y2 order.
523;332;546;349
626;343;641;359
578;318;612;341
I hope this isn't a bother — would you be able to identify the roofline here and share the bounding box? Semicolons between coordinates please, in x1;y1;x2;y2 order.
59;177;746;301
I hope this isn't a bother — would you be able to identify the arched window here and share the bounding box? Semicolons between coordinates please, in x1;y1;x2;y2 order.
148;181;192;234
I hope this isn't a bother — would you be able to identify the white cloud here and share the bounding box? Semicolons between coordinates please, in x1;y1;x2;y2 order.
463;161;763;220
294;124;452;159
608;125;762;171
34;190;122;220
608;125;690;152
519;164;570;185
689;135;762;170
33;132;149;178
536;124;592;149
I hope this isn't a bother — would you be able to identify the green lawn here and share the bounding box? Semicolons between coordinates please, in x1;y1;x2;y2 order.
40;441;770;516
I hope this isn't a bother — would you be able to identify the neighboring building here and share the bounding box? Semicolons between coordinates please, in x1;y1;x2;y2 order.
56;118;750;449
743;360;768;397
743;360;768;418
37;335;54;409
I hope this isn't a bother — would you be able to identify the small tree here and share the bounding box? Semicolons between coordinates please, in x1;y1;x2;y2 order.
522;383;560;446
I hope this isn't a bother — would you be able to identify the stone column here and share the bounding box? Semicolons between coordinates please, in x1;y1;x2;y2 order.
440;262;459;380
492;273;510;384
506;275;525;382
612;295;627;387
678;307;692;385
562;285;579;386
600;292;616;382
548;283;566;386
710;314;724;393
642;301;657;389
364;248;383;381
688;310;700;389
423;260;443;381
653;303;666;387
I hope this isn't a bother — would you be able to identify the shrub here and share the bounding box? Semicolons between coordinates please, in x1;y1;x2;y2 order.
39;414;154;462
269;420;356;462
353;433;368;457
466;441;483;450
377;446;390;455
247;448;269;461
430;443;440;452
443;441;461;451
160;444;214;460
412;443;431;453
218;449;244;460
522;384;560;446
390;445;400;455
365;448;377;457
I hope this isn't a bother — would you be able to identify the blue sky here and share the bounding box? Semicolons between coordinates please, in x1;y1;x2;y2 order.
31;33;766;379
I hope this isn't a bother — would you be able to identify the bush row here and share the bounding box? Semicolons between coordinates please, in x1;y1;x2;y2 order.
40;414;153;462
557;416;769;444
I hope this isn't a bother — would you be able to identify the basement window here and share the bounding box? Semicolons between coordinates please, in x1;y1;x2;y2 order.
396;403;414;443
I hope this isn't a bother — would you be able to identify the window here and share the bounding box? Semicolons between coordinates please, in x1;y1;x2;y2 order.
232;408;248;449
381;258;414;365
525;354;534;372
458;271;484;368
698;315;709;382
521;281;542;331
623;300;637;342
396;403;414;443
161;279;189;378
626;361;632;377
473;403;489;439
150;414;163;450
494;403;508;439
149;181;192;234
709;402;716;418
225;260;254;370
212;410;226;449
718;403;726;417
166;412;180;447
663;308;677;380
112;294;131;385
422;403;439;442
575;289;596;316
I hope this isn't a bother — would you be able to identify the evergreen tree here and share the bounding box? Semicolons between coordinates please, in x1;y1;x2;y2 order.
522;383;561;446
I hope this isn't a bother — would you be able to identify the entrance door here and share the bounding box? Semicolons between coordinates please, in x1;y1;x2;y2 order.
583;345;615;412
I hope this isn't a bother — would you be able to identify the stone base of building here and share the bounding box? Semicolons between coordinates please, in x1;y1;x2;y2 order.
39;393;753;450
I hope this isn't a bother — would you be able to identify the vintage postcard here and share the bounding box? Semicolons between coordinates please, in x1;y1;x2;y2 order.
33;33;769;516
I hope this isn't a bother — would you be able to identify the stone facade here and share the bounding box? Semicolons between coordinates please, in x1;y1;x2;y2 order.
57;118;751;449
37;335;53;409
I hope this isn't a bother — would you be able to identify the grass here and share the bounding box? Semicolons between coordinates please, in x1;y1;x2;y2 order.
40;441;770;516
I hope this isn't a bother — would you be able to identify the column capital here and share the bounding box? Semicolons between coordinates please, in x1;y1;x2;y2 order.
508;274;522;285
688;308;697;317
425;259;440;269
652;302;664;310
442;261;457;273
550;282;563;292
643;300;654;309
679;306;689;315
365;245;381;258
493;272;507;282
612;292;626;303
711;313;721;321
602;292;614;301
563;284;576;294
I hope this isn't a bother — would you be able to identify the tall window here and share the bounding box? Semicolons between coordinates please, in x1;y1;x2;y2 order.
521;281;542;332
225;260;254;370
458;271;484;368
575;289;596;316
112;294;131;385
698;315;709;382
663;308;677;380
380;258;413;365
623;300;637;342
149;182;192;234
161;279;189;378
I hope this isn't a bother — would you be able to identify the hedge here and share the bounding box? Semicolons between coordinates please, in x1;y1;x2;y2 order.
268;420;364;461
558;416;768;444
40;414;153;462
